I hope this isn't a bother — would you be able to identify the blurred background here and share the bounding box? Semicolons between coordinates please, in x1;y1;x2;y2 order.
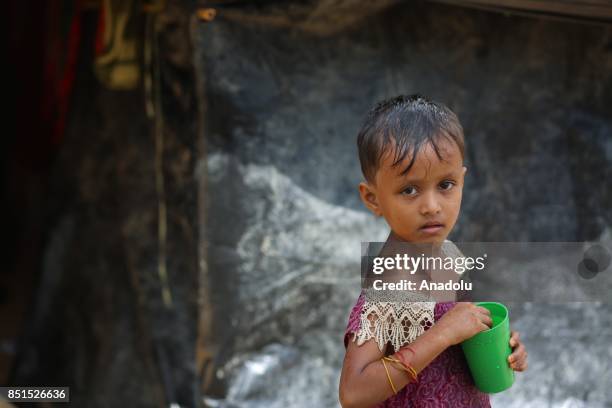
3;0;612;407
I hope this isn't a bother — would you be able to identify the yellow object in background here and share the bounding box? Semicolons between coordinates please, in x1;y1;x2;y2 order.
94;0;140;90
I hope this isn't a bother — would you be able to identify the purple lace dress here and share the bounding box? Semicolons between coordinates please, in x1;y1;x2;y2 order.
343;291;491;407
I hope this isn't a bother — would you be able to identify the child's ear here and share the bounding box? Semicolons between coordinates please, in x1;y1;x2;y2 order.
458;166;467;186
359;181;383;217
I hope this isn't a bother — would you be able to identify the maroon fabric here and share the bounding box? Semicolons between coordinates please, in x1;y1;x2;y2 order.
343;292;491;407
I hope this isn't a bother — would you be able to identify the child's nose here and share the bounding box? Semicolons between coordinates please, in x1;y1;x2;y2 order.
419;191;442;215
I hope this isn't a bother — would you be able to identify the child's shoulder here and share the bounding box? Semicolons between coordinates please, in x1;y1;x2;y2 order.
442;238;465;257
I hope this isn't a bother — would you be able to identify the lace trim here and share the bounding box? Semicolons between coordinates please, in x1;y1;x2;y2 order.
354;293;435;352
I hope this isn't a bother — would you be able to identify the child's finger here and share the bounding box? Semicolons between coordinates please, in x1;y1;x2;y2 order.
508;351;527;364
508;344;527;364
508;349;527;371
511;353;528;371
509;331;520;347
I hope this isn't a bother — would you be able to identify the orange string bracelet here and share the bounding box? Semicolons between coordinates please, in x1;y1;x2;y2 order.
382;357;409;372
399;346;418;372
380;357;398;394
395;353;418;383
383;355;418;384
395;347;419;383
383;357;416;380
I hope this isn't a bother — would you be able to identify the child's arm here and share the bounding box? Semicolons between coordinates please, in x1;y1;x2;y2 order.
339;302;492;408
339;324;450;408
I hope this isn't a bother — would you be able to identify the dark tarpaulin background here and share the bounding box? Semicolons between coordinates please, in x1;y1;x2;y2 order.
7;2;201;407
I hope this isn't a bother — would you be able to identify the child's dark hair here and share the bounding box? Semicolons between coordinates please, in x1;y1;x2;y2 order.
357;94;465;184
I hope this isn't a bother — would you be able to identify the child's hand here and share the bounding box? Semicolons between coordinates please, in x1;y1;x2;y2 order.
434;302;493;346
508;330;528;372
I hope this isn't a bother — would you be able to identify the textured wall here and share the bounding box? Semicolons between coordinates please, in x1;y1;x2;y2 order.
196;0;612;406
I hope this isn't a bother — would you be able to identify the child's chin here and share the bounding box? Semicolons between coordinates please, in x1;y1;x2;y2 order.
415;236;447;245
393;231;447;244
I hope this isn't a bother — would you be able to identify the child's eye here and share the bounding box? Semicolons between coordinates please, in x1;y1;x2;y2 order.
401;186;418;196
440;180;455;190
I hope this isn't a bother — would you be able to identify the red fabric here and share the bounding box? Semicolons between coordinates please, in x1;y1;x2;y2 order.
344;292;491;407
94;0;106;56
41;0;82;146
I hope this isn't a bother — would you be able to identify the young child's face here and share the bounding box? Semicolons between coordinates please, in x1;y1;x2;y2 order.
359;137;467;244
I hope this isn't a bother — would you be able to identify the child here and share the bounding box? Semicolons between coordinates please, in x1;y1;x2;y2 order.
339;95;528;407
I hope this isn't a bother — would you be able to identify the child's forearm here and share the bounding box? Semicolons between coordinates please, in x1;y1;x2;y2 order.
341;325;451;408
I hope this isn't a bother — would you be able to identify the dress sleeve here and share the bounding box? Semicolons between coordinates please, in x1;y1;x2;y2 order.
344;289;436;353
343;290;366;349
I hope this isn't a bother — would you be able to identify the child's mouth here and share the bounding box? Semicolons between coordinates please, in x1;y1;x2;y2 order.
419;224;444;234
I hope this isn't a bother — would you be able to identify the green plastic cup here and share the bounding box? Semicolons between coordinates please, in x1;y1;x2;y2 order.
460;302;515;393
